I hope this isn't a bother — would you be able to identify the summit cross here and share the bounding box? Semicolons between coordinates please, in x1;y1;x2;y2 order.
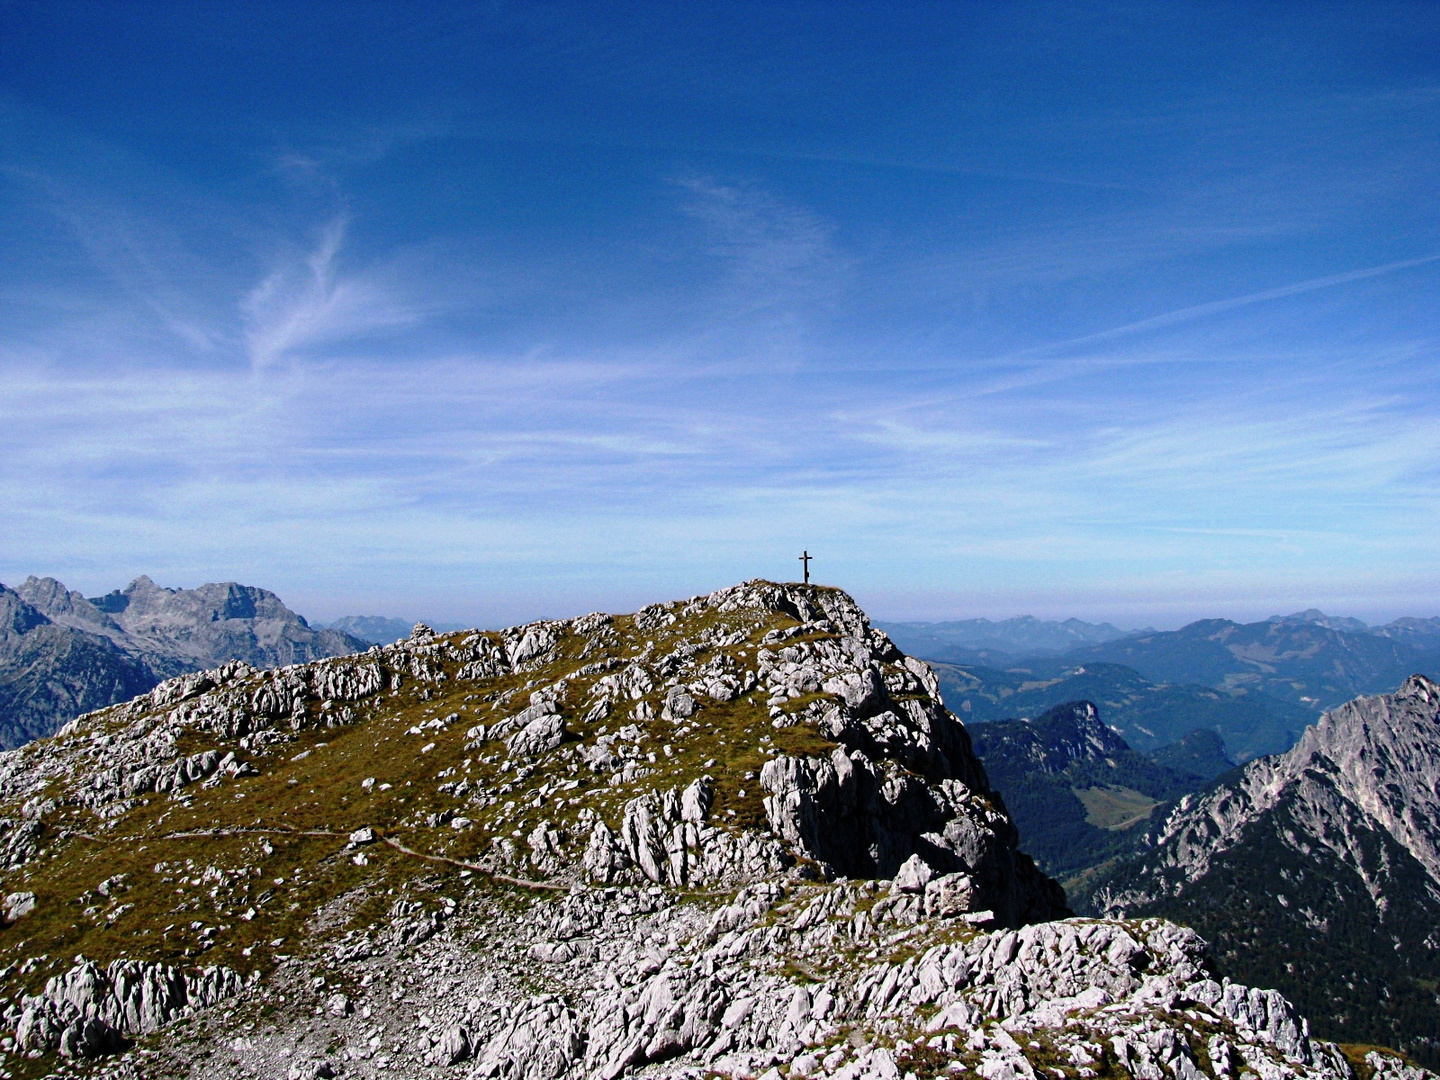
799;550;812;584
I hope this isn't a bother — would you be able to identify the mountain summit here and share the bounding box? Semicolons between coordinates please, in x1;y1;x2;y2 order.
0;580;1412;1080
19;575;364;677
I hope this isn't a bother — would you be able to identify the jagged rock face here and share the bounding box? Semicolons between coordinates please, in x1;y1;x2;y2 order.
1086;675;1440;1061
0;575;367;747
20;574;367;676
0;586;156;750
13;958;245;1059
0;580;1421;1079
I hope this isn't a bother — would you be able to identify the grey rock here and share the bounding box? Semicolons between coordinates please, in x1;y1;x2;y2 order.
663;685;697;721
57;1014;123;1059
822;668;884;713
507;623;562;669
16;957;243;1055
681;776;714;823
4;889;36;921
438;1024;472;1065
507;712;567;760
893;853;934;893
925;872;976;918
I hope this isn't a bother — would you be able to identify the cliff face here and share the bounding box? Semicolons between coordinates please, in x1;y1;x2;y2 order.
0;575;366;747
0;586;155;750
0;581;1418;1080
1086;675;1440;1060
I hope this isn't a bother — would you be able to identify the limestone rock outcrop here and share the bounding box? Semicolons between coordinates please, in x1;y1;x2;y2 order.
11;958;244;1058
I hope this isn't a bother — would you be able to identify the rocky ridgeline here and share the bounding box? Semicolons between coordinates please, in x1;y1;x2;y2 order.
1093;675;1440;909
0;582;1424;1080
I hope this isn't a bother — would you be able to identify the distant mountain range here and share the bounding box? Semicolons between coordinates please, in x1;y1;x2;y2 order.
883;609;1440;682
0;576;366;748
321;615;419;644
877;615;1133;665
1059;612;1440;712
933;660;1310;761
1081;675;1440;1063
888;609;1440;761
966;676;1440;1062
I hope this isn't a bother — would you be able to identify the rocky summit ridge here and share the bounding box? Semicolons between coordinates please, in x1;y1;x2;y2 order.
0;581;1423;1080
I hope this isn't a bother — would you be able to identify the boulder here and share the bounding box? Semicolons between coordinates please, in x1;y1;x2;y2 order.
663;685;697;721
894;853;935;893
4;889;36;921
507;713;567;759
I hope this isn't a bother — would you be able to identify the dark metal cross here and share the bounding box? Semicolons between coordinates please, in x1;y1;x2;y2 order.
799;550;812;584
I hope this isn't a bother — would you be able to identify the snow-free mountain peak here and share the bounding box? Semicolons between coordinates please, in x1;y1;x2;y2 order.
0;576;366;749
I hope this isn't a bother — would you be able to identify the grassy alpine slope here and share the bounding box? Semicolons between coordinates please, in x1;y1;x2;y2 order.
0;587;851;990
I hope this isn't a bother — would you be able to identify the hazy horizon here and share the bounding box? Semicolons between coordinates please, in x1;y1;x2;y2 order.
4;567;1436;637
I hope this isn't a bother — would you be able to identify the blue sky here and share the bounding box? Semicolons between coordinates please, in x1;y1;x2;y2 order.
2;2;1439;628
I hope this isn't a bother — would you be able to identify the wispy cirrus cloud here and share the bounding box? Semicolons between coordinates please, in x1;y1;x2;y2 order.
241;217;427;370
1025;254;1440;358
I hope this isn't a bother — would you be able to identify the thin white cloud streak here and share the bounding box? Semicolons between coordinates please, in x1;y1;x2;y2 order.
849;386;1440;522
1021;253;1440;357
887;171;1345;301
4;200;1437;565
6;378;1440;627
5;334;1439;534
674;175;851;339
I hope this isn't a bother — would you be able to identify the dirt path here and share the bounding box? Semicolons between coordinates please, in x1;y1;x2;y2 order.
69;822;569;892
